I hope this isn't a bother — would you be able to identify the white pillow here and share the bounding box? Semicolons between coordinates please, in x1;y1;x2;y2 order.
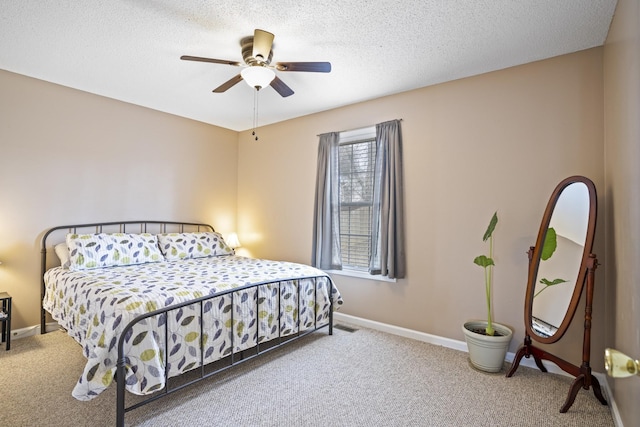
66;233;163;271
54;243;71;269
157;232;234;261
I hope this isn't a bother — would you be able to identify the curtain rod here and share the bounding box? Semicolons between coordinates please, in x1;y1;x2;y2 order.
317;118;403;136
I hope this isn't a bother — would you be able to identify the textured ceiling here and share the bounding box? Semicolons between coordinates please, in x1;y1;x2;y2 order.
0;1;617;131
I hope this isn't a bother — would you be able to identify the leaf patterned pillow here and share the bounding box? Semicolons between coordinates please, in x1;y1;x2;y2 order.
66;233;163;271
157;232;234;261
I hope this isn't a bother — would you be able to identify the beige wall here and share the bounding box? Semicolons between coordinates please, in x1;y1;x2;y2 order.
0;69;239;330
238;48;606;369
604;0;640;425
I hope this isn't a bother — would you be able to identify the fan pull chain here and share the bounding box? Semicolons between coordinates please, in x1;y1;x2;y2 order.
252;88;259;141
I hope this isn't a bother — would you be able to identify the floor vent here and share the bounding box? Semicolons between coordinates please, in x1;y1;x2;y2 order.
334;323;358;333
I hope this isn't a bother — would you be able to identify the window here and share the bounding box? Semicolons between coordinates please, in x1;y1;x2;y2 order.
338;127;377;270
312;120;405;279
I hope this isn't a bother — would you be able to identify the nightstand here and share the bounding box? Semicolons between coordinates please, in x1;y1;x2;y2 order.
0;292;11;350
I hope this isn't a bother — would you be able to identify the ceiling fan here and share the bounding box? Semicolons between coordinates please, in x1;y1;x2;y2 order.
180;29;331;97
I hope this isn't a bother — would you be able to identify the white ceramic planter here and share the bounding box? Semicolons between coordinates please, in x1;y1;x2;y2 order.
462;321;513;373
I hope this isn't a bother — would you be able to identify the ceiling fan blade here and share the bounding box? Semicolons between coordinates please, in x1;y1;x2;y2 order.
252;29;274;63
181;55;241;67
275;62;331;72
270;76;294;97
213;74;244;93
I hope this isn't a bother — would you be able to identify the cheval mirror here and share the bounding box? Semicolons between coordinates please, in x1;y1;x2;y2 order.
506;176;608;412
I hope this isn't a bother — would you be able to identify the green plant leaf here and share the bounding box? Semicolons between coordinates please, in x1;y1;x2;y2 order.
539;277;568;286
473;255;494;268
482;211;498;242
541;227;558;261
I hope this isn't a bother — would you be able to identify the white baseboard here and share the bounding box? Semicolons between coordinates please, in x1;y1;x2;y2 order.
593;372;623;427
333;312;622;426
9;322;59;340
334;312;468;352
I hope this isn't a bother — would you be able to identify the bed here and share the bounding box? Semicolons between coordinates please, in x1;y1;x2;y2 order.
40;220;342;427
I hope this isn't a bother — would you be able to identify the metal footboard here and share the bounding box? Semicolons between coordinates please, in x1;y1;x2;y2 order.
115;276;334;427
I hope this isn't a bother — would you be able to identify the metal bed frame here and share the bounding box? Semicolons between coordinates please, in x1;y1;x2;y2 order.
40;220;334;427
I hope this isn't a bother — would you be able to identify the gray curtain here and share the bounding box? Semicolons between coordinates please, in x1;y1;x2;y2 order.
369;120;406;279
311;132;342;270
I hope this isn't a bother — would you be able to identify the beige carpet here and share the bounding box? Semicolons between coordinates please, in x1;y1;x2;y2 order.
0;324;614;427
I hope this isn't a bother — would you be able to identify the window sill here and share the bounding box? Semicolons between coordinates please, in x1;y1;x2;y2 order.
325;269;397;283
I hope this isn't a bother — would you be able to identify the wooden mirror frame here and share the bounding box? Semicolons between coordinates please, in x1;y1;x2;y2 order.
507;175;607;413
525;176;597;344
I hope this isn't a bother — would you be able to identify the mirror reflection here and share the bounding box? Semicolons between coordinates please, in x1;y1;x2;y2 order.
531;182;590;338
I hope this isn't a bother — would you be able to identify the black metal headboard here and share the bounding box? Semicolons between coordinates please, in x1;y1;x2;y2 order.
40;220;215;333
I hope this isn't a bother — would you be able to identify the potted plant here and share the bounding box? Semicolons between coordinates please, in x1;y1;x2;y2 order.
462;211;513;372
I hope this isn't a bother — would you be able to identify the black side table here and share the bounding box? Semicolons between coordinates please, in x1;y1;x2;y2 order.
0;292;11;350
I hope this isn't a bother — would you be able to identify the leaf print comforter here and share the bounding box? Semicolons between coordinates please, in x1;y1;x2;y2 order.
43;255;342;400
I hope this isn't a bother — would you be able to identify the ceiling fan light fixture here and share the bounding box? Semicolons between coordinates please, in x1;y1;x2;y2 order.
241;66;275;90
181;28;329;97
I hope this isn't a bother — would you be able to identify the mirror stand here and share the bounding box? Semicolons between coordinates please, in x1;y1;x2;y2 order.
507;249;607;412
